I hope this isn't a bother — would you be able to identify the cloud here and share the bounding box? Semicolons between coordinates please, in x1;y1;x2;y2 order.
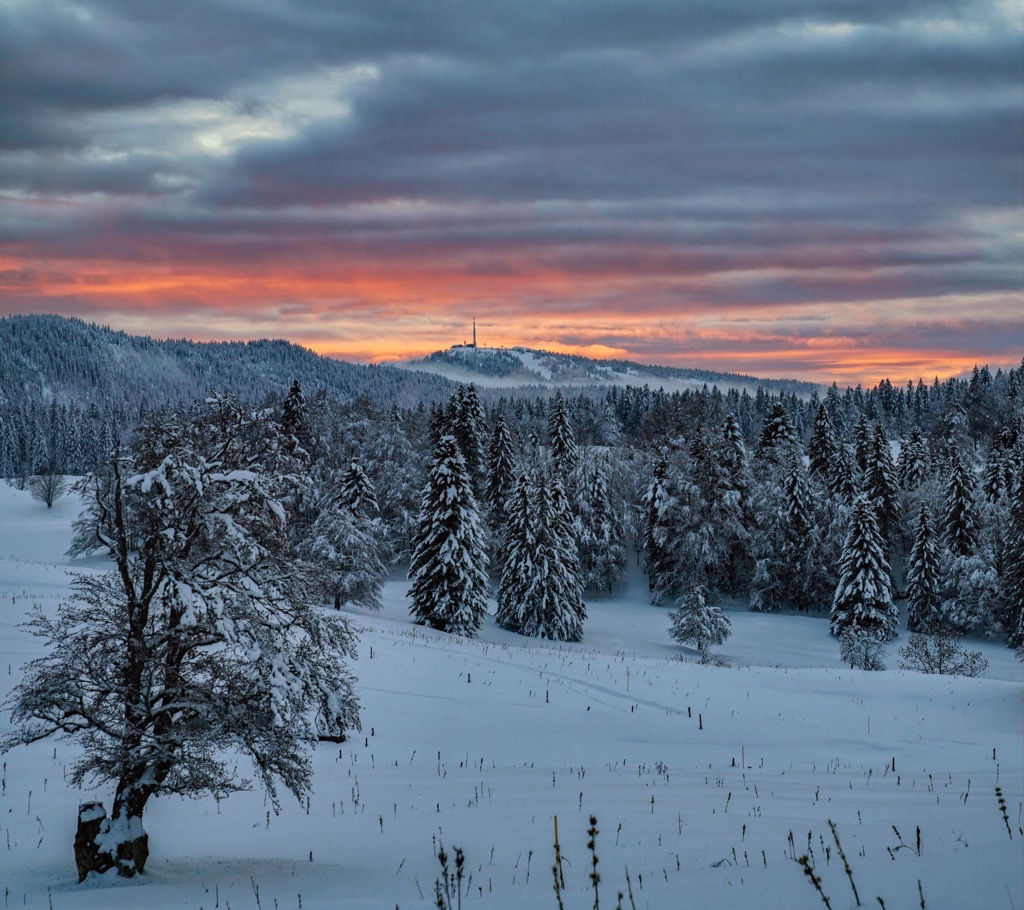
0;0;1020;384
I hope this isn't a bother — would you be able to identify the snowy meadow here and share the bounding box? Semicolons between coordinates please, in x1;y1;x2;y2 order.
0;483;1020;909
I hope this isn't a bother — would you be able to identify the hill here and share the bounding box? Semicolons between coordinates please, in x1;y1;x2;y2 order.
0;314;455;409
396;343;821;397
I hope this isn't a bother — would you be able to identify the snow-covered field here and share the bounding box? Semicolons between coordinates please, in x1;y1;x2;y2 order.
0;483;1020;909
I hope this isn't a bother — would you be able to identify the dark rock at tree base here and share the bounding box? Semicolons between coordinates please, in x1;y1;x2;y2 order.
74;802;149;880
74;802;106;882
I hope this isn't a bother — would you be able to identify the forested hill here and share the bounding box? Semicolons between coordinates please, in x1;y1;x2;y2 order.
0;314;455;409
398;344;820;397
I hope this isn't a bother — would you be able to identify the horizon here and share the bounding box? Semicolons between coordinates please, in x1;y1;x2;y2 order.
8;311;1019;390
2;2;1021;386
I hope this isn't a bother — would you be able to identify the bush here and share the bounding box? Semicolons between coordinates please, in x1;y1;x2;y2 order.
839;629;887;671
898;628;988;677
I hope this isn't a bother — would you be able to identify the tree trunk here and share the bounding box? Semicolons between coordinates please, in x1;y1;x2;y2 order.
73;802;150;880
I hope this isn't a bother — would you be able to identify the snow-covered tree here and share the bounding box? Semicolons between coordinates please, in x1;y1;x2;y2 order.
863;424;901;545
828;443;858;502
280;378;310;454
668;585;731;663
755;402;796;465
496;470;586;641
830;494;898;640
574;458;627;593
2;395;360;879
898;426;930;490
303;500;385;612
338;458;379;518
28;466;68;509
906;503;941;632
1002;462;1024;655
451;385;487;494
642;453;676;599
942;447;977;558
485;412;517;543
408;434;489;637
807;403;838;480
547;393;579;476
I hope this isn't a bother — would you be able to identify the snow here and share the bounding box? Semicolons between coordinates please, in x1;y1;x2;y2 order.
0;482;1021;909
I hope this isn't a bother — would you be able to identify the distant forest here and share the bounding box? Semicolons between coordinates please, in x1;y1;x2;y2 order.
3;314;1022;656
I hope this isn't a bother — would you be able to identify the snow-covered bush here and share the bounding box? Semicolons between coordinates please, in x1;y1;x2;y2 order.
839;629;887;671
898;629;988;677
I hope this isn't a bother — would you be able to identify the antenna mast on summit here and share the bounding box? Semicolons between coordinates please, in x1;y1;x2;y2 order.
473;317;477;347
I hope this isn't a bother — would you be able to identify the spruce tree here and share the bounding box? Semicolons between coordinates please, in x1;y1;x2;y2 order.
898;427;930;490
496;471;585;641
486;413;517;516
807;403;838;480
720;414;750;490
642;453;676;600
1002;463;1024;654
575;459;627;593
828;442;857;502
548;393;579;475
830;494;898;640
942;448;976;558
452;384;487;493
280;379;309;453
982;442;1006;503
408;435;489;636
853;414;872;474
338;458;379;518
755;402;796;464
668;585;731;663
779;453;814;609
906;503;941;632
863;423;901;545
495;473;536;630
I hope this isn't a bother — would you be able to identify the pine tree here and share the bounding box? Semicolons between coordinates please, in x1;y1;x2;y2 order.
1002;462;1024;654
853;414;872;474
642;454;676;600
575;459;627;593
982;442;1006;503
830;495;898;640
863;424;901;545
338;458;379;518
898;427;930;490
906;503;941;632
451;384;487;494
778;453;815;609
486;414;517;516
668;585;731;663
720;414;749;489
548;394;579;475
755;402;796;464
807;403;838;480
828;442;857;502
942;448;976;558
304;502;385;611
280;379;309;453
408;435;489;636
496;471;586;641
495;473;536;629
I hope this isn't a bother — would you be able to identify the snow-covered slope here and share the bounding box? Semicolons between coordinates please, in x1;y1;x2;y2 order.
396;345;822;397
0;482;1020;909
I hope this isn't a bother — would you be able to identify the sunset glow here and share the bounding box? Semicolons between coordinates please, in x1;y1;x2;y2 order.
1;1;1021;385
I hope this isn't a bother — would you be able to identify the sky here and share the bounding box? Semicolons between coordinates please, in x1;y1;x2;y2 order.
1;0;1022;386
